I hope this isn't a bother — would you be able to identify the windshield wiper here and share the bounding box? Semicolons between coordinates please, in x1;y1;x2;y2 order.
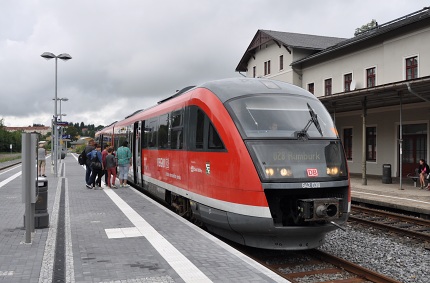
295;103;323;139
246;107;259;129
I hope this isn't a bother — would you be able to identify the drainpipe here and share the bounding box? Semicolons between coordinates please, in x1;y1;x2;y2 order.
407;82;430;102
362;97;367;185
399;92;404;190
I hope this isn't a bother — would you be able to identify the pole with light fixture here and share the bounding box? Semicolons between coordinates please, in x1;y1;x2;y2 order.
41;52;72;177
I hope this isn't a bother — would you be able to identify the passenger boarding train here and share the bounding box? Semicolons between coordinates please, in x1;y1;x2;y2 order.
95;78;350;250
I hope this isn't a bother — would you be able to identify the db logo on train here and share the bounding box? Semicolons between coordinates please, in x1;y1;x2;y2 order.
306;168;319;177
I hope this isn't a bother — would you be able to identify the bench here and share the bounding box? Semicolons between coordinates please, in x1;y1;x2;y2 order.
406;168;420;187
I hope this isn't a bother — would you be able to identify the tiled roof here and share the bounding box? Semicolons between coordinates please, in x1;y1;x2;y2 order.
260;30;345;50
236;29;345;72
292;7;430;66
5;126;50;132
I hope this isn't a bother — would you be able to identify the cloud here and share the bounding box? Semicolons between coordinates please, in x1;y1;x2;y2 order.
1;0;429;126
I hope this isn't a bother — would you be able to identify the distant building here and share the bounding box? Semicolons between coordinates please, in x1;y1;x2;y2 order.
70;137;92;149
236;7;430;179
5;126;51;136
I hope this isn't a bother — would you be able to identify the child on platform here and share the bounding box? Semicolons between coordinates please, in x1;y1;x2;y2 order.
106;147;117;189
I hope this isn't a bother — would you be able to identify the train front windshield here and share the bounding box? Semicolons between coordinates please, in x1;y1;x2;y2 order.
227;94;347;182
227;94;337;139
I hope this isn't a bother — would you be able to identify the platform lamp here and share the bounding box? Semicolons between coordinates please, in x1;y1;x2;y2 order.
41;52;72;177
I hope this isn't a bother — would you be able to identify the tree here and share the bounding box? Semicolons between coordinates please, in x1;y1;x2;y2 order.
354;19;378;36
65;126;79;141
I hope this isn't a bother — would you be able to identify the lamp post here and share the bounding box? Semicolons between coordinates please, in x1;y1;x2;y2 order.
41;52;72;177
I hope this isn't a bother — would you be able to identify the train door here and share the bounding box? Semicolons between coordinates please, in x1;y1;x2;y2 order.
127;125;134;181
187;106;208;196
133;121;142;185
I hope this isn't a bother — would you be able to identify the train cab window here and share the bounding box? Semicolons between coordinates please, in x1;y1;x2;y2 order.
170;110;184;149
208;123;224;149
158;114;169;149
226;94;338;139
188;106;225;151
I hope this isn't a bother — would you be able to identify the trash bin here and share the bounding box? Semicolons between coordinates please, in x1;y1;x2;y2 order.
382;164;392;184
35;178;49;228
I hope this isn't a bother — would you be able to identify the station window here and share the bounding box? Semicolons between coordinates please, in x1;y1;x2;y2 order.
264;60;271;76
324;78;332;96
366;67;376;88
279;55;284;71
308;83;314;94
344;73;352;92
406;56;418;80
343;128;353;160
366;127;377;161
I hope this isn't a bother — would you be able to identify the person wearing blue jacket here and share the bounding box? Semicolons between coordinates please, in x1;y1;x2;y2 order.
86;143;104;189
116;141;132;187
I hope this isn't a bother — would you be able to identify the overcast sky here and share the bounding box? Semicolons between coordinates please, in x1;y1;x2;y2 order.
1;0;429;127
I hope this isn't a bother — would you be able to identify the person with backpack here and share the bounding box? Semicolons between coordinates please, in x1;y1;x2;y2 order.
101;144;110;186
86;143;104;189
82;139;95;186
116;141;132;187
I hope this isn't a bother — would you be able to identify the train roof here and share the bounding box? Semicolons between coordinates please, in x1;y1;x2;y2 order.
98;78;315;131
199;78;315;103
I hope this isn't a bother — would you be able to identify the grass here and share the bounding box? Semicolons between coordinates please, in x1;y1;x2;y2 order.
0;153;21;163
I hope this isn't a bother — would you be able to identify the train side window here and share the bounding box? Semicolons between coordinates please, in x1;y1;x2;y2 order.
196;109;205;149
146;118;158;149
171;110;183;149
158;114;169;149
142;121;148;148
208;123;225;150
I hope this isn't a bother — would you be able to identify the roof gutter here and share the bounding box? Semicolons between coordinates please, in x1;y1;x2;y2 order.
406;82;430;102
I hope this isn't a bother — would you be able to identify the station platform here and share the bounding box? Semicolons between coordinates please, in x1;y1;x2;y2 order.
350;175;430;217
0;155;287;283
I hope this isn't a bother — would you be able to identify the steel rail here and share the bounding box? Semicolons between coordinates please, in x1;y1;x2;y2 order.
309;249;402;283
352;204;430;226
350;205;430;242
0;161;22;172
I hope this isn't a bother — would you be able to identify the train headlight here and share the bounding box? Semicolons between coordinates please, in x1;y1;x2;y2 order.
327;166;339;176
279;168;291;177
265;168;275;177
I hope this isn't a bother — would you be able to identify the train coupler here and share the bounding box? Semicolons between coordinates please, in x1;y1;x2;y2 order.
298;198;342;222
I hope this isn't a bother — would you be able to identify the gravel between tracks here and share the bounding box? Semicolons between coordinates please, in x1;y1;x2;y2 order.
319;223;430;283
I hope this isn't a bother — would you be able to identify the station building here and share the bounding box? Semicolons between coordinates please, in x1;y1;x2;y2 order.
236;7;430;181
5;126;51;136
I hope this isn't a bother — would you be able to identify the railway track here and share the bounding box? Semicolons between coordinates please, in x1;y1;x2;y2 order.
237;246;401;283
0;161;21;171
350;204;430;242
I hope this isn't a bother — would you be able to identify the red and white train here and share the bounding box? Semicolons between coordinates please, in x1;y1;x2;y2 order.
96;78;350;250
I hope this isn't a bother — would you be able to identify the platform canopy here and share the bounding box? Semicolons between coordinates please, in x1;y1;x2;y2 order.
320;76;430;114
